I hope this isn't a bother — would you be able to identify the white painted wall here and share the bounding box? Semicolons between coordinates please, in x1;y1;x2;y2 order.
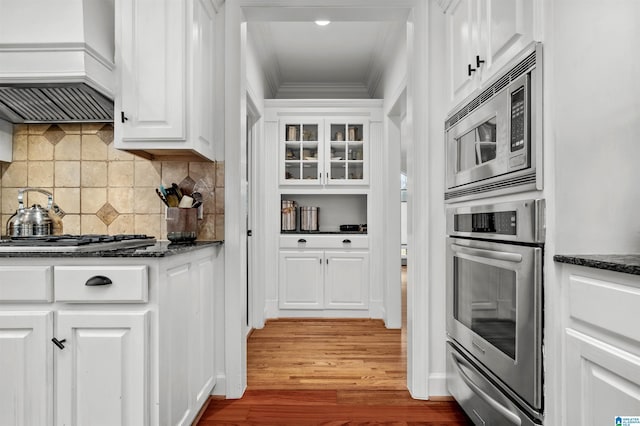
551;0;640;254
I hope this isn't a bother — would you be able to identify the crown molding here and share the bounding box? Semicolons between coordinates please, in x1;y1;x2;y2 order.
365;22;405;98
248;23;282;98
275;82;372;99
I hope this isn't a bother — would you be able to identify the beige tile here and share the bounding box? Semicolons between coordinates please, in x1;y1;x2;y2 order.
80;187;107;214
96;202;120;226
24;189;53;208
108;187;135;214
197;214;216;241
81;134;108;160
54;188;80;214
108;143;136;161
161;161;189;187
13;124;28;135
135;160;162;187
43;125;66;145
215;214;224;240
55;134;81;160
28;162;54;187
57;124;82;134
2;188;21;214
1;161;28;188
62;214;81;234
12;134;28;161
214;187;224;214
189;161;216;188
54;161;80;187
216;161;225;187
133;188;163;214
27;135;54;160
135;214;162;238
81;161;108;187
81;215;107;234
28;124;50;135
81;123;104;134
108;214;135;235
108;161;134;187
96;124;114;144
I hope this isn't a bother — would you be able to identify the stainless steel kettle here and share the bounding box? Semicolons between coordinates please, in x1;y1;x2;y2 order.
6;188;65;237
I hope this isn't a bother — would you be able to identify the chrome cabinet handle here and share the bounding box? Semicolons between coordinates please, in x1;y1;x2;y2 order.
85;275;113;286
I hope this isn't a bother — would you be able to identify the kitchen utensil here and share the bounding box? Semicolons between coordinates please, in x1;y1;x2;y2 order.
300;206;319;231
171;183;183;200
156;188;169;207
6;188;65;237
178;195;194;208
164;187;180;207
191;192;203;208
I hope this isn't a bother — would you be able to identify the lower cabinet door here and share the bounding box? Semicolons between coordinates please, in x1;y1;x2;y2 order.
279;250;324;309
325;251;369;309
0;311;53;426
565;328;640;426
55;311;148;426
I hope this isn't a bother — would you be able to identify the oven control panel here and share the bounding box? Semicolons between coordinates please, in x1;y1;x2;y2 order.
510;86;526;152
454;211;517;235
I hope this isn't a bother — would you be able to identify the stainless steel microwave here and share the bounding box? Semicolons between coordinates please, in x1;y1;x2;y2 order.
445;43;542;202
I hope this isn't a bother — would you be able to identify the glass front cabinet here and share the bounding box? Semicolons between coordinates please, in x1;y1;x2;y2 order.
280;118;369;186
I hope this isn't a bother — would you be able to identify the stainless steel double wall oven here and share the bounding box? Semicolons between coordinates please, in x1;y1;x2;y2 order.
444;43;545;426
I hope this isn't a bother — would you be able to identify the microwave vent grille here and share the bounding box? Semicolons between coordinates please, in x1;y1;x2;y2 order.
444;171;537;200
446;49;537;130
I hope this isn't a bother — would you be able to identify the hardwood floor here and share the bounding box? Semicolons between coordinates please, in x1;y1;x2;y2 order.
196;267;472;425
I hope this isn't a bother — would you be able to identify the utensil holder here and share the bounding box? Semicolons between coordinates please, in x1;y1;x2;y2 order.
166;207;198;242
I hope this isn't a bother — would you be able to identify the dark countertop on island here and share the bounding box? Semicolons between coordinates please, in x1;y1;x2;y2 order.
554;254;640;276
0;241;224;258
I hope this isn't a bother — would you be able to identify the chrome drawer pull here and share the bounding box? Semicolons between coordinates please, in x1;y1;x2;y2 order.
85;275;113;286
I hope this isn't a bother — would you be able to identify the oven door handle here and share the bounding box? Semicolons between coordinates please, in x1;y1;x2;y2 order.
451;244;522;263
449;350;522;425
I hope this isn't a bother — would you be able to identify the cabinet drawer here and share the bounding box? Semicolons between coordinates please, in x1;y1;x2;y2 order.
569;272;640;343
0;266;52;302
280;235;368;249
54;266;148;303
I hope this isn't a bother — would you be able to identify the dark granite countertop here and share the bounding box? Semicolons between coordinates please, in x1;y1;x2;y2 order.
0;241;224;258
554;254;640;276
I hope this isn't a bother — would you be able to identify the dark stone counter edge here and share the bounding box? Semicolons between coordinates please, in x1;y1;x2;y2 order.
0;240;224;258
554;254;640;276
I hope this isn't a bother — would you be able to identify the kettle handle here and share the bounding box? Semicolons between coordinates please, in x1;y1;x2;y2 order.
18;188;54;210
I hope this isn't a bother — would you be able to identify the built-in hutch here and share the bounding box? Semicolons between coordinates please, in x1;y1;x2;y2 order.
265;100;382;319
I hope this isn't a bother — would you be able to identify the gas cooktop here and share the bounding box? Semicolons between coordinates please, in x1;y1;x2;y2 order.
0;234;157;252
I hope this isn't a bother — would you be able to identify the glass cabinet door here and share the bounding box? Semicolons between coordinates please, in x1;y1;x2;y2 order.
326;120;368;185
281;121;322;185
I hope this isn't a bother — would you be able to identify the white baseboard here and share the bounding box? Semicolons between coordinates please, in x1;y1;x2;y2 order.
264;299;279;319
428;372;450;397
211;374;226;396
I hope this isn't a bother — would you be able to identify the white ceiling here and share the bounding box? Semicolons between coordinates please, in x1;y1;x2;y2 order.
249;20;405;98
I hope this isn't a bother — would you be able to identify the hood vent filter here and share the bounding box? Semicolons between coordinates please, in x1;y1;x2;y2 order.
0;85;113;123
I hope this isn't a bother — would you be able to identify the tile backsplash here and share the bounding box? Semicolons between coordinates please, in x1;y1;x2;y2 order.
0;124;224;240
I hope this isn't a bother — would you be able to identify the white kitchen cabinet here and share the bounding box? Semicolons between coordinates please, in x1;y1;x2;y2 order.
324;251;369;310
0;244;222;426
279;250;324;309
559;265;640;424
279;236;370;315
446;0;538;107
279;117;370;186
115;0;218;161
55;311;148;426
0;311;52;426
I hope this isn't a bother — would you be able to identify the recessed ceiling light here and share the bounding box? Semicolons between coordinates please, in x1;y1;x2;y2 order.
315;20;331;26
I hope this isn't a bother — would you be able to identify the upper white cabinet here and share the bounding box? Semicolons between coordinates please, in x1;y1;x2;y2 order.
280;118;369;186
446;0;539;107
115;0;218;161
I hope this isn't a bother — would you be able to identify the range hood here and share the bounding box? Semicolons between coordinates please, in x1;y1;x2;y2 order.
0;0;115;124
